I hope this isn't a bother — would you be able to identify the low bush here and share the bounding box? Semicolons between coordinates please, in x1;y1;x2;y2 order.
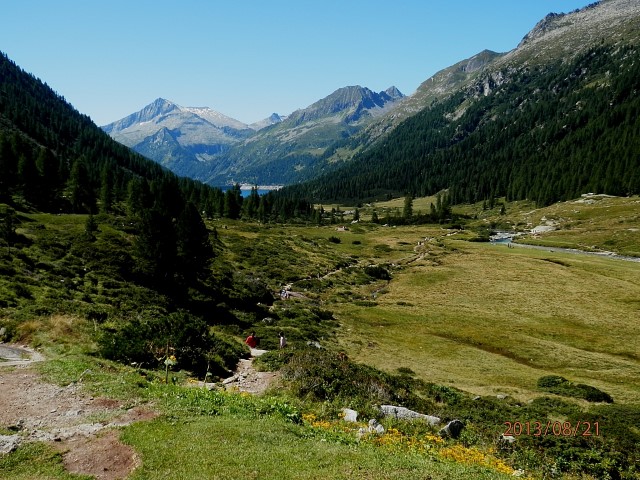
98;311;246;378
364;264;391;280
537;375;613;403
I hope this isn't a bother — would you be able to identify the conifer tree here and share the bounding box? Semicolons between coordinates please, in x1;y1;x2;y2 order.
403;195;413;219
176;202;213;282
68;157;95;213
99;164;114;214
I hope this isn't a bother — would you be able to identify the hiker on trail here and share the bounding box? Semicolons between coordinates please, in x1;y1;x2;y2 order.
245;332;258;348
278;332;287;349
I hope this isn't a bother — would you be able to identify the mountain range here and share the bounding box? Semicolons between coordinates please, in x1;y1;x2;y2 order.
101;0;640;196
282;0;640;203
102;86;404;185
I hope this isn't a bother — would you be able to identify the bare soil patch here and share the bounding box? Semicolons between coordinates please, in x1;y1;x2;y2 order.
59;429;140;480
0;355;157;480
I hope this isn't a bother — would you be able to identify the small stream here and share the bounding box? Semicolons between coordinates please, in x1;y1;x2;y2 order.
489;232;640;263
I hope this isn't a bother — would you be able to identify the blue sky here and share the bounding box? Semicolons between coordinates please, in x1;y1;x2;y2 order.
1;1;591;126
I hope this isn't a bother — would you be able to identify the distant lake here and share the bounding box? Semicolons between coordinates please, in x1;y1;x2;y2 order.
217;185;281;197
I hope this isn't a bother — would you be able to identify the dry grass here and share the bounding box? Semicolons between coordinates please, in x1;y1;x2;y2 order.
334;231;640;404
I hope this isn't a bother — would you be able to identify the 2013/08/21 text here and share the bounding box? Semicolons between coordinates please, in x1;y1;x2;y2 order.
503;421;600;437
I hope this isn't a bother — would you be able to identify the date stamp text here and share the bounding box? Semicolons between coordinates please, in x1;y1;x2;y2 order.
503;421;600;437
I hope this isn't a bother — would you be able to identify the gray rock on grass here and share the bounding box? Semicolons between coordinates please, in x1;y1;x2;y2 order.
342;408;358;422
0;435;21;454
439;419;465;438
380;405;441;425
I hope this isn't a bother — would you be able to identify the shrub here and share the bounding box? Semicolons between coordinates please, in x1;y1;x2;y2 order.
364;264;391;280
537;375;613;403
328;236;341;244
253;350;293;372
98;312;245;378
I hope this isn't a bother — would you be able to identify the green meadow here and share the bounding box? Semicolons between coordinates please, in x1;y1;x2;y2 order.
1;195;640;479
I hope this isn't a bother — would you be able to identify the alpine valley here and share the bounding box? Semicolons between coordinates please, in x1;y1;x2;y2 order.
2;1;640;479
103;0;640;201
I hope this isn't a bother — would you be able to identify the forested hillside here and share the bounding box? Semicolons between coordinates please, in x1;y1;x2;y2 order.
0;52;314;222
0;51;316;376
282;43;640;204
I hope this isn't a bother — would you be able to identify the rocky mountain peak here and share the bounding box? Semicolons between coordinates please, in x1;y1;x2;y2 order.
383;86;405;100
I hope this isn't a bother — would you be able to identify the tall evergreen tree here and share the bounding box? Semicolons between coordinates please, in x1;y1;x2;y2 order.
403;195;413;219
68;157;95;213
134;208;177;288
176;202;213;282
35;147;60;209
0;205;17;253
99;164;114;214
17;152;39;203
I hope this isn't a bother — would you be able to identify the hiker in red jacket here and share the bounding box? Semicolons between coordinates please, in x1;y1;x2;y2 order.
245;332;258;348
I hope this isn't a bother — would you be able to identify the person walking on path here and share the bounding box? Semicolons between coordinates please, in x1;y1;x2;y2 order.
245;332;258;348
278;332;287;349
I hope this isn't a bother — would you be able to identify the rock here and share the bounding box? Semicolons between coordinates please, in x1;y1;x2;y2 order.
8;419;25;432
380;405;441;425
222;375;238;385
496;394;507;400
499;434;517;445
342;408;358;422
0;435;21;454
367;419;385;435
439;419;465;439
306;341;322;349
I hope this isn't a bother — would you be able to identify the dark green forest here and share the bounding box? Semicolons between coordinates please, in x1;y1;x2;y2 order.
282;44;640;204
0;52;315;222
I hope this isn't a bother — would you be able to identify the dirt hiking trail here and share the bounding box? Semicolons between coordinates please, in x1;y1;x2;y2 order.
0;344;155;480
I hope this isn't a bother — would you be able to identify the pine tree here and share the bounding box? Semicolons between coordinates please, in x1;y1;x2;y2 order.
175;202;213;282
224;188;240;219
0;205;17;254
17;152;39;203
35;148;59;208
68;157;95;213
0;135;16;202
403;195;413;219
84;214;98;241
134;208;177;288
99;164;114;214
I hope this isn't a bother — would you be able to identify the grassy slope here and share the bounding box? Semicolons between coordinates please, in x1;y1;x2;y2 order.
123;416;509;480
211;198;640;404
2;195;640;479
215;199;640;404
335;239;640;403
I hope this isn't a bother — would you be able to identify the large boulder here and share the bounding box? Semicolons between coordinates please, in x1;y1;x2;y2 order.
380;405;441;425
